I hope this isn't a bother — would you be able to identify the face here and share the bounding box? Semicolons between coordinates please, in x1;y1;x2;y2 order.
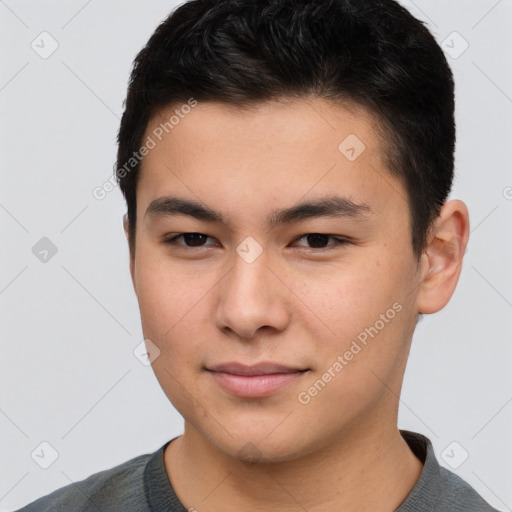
127;97;425;462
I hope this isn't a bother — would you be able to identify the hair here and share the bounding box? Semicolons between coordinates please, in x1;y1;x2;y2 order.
115;0;455;262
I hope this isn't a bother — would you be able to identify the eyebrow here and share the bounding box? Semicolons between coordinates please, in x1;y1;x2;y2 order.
145;195;373;228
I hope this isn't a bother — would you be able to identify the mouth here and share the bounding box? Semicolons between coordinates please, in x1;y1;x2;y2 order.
205;362;309;398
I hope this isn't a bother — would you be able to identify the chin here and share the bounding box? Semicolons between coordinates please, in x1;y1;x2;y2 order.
193;416;317;465
224;437;305;465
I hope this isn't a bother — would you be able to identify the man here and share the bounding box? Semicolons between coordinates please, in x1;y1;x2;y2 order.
17;0;500;510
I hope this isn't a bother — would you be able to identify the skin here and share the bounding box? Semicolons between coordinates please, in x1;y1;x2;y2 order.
123;96;469;511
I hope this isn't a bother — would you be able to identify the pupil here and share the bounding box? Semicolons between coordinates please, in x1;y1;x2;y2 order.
307;234;329;248
185;233;206;246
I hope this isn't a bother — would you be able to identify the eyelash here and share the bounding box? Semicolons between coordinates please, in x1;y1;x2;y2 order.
162;233;350;251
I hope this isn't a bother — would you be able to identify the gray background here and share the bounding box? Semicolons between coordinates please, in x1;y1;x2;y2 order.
0;1;511;510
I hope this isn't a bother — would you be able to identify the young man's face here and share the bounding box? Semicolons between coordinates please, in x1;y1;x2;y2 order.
127;97;429;462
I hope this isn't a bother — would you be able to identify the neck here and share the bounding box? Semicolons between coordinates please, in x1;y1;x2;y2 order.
164;419;424;512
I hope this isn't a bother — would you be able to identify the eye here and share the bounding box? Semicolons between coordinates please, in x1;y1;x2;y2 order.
162;232;350;251
163;232;218;248
292;234;350;250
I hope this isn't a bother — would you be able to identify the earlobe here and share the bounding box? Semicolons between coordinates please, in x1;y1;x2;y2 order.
416;200;470;314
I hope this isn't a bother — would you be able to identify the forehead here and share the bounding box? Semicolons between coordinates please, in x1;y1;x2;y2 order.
136;97;407;228
146;96;384;156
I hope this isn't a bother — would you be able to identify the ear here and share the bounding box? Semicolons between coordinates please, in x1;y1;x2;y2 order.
123;213;136;289
416;200;470;314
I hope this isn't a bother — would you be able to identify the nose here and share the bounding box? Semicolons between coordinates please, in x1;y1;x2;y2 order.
213;246;290;340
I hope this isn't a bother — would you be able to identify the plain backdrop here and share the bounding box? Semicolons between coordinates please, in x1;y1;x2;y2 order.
1;1;511;510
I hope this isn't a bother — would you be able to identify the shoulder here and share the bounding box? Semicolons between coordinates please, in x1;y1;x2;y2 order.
399;430;501;512
437;466;501;512
15;450;154;512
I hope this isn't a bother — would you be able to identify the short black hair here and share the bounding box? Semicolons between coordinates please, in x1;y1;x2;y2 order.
115;0;455;262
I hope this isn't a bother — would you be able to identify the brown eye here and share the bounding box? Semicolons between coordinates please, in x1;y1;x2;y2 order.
293;234;349;250
305;234;330;248
164;233;214;247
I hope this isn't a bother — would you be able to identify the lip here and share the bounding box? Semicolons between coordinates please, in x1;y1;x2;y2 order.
206;362;309;398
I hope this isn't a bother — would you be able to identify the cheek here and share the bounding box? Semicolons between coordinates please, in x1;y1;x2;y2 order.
133;252;212;351
292;253;415;380
134;257;211;407
293;260;397;333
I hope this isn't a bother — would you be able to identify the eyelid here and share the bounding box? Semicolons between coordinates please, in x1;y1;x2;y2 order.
163;232;351;250
291;234;351;249
163;233;219;247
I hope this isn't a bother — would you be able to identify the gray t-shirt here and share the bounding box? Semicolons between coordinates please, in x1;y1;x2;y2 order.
16;430;500;511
